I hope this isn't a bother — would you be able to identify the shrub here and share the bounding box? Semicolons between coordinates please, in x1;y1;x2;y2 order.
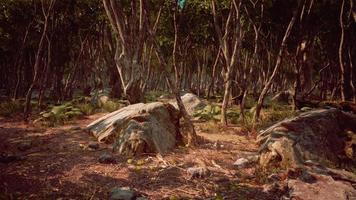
193;104;221;121
77;103;96;115
102;100;122;112
34;103;83;126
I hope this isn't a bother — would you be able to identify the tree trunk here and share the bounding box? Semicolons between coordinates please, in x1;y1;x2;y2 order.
24;0;55;120
212;0;242;126
339;0;346;101
254;2;300;123
207;48;220;99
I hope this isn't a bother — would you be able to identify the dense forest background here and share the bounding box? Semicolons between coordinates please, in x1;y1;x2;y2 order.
0;0;355;125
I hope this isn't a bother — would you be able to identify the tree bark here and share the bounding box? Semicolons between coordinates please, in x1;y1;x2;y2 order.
339;0;346;101
212;0;242;126
24;0;55;120
253;1;301;123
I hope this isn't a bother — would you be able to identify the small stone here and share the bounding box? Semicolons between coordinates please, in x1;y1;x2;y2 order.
18;141;32;151
110;187;136;200
88;142;100;150
99;153;116;164
187;167;209;179
233;158;249;168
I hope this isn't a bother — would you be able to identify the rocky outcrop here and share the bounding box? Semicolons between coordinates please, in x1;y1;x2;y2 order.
257;108;356;199
257;108;356;168
86;102;182;156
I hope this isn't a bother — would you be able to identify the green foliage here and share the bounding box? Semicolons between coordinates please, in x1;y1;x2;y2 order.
244;103;296;130
0;100;24;117
102;100;122;113
76;103;96;115
193;104;221;121
34;102;83;126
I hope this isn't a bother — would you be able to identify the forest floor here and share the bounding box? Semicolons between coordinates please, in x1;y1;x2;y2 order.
0;113;283;200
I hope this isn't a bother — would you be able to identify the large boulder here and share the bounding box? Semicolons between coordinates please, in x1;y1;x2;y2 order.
170;93;206;115
86;102;181;156
257;108;356;168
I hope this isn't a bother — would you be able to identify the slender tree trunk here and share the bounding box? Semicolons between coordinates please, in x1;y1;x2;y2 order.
212;0;242;126
24;0;55;120
349;47;356;102
38;35;51;107
207;48;220;99
339;0;346;101
253;2;300;123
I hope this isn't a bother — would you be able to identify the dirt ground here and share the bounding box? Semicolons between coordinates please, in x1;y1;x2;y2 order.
0;113;281;200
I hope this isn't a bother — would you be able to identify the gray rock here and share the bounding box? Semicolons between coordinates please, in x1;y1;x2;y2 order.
87;102;181;156
169;93;206;115
257;109;356;168
233;158;249;168
99;153;116;164
110;187;136;200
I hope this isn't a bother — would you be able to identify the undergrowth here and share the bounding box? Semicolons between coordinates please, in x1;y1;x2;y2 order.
193;98;297;131
0;100;24;117
145;91;169;102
